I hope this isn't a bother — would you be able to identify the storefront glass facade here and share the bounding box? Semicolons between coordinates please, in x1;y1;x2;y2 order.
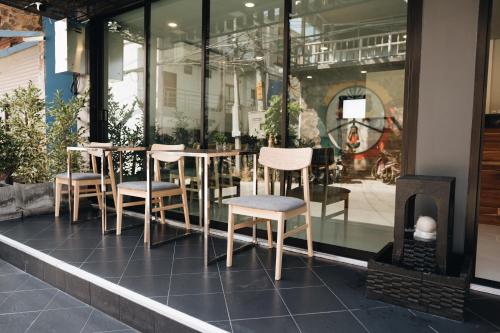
100;0;408;257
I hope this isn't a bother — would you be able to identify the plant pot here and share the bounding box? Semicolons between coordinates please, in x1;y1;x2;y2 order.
14;182;54;217
0;184;21;221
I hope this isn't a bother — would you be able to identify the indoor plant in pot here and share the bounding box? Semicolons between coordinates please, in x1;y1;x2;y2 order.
213;131;227;150
1;82;52;216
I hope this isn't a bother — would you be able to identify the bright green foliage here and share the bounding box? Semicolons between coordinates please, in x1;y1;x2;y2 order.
213;131;227;145
107;90;144;176
0;121;20;181
47;91;88;178
263;95;301;146
0;82;49;183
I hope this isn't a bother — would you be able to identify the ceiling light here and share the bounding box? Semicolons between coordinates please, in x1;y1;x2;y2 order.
245;2;255;8
320;46;328;51
360;70;367;74
255;56;264;60
306;75;312;79
295;0;302;4
403;34;407;39
167;22;178;28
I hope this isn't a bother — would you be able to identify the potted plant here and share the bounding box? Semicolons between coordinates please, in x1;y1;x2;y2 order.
47;90;88;177
1;82;52;216
213;131;227;150
0;122;21;220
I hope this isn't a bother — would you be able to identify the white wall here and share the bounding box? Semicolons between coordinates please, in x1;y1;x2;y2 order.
0;44;44;97
416;0;480;252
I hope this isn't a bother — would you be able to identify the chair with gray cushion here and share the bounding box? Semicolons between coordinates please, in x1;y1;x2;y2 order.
55;142;117;221
116;144;190;241
224;147;314;280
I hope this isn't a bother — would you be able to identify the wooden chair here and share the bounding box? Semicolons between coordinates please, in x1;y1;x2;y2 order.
55;142;117;221
224;147;314;280
116;144;190;242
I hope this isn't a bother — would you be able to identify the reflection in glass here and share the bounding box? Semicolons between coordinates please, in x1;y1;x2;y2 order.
287;0;407;252
149;0;202;146
205;0;284;223
103;8;145;176
149;0;203;218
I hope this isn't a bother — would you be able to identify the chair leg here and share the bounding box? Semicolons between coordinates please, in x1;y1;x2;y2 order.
266;220;273;248
305;210;314;258
116;193;123;235
226;207;235;267
95;184;103;209
55;181;62;217
181;189;191;231
159;197;166;224
110;181;118;209
73;185;80;221
275;216;285;280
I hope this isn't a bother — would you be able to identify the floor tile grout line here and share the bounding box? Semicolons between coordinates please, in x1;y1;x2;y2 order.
254;251;304;333
79;308;95;333
211;237;234;333
428;325;439;333
230;314;293;322
0;305;92;317
117;231;145;286
303;257;371;333
165;238;177;306
23;288;61;333
46;221;92;258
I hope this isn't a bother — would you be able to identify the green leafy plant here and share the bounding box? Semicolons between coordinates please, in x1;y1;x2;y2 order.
107;90;144;176
0;121;20;183
0;82;49;183
47;91;88;178
213;131;227;145
263;95;301;146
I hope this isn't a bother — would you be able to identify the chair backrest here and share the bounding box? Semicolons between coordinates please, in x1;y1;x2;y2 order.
151;144;185;163
259;147;313;171
85;142;115;176
260;147;313;201
150;144;185;184
87;142;113;157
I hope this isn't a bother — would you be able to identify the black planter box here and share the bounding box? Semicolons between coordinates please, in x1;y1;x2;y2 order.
367;243;472;321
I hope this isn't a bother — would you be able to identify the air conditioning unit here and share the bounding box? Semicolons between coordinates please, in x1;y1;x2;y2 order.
55;18;87;74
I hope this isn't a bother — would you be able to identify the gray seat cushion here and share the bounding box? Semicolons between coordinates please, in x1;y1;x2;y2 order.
56;172;102;180
118;181;178;191
223;195;305;212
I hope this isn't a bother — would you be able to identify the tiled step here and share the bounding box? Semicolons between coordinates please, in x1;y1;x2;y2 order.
0;258;136;333
0;235;226;333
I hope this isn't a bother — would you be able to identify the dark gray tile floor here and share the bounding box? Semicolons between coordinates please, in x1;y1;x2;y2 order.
0;258;136;333
1;211;500;333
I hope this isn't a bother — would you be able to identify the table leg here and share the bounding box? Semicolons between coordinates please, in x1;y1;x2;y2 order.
252;153;257;244
145;152;151;246
67;151;73;223
204;156;210;267
101;149;107;234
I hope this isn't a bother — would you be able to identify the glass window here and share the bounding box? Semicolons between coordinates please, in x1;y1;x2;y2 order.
149;0;202;146
148;0;203;218
103;8;145;176
206;0;284;225
475;0;500;283
286;0;407;253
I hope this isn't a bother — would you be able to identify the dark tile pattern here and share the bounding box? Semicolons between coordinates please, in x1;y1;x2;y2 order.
1;212;500;333
0;258;136;333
